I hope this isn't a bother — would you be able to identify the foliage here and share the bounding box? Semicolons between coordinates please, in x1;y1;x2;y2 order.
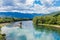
33;11;60;26
56;15;60;25
33;16;38;27
0;34;6;40
0;17;31;23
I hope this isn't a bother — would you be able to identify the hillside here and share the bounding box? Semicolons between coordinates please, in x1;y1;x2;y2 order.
47;11;60;17
0;12;45;19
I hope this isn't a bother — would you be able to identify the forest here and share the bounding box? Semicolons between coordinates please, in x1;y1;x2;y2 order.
33;11;60;26
0;17;32;23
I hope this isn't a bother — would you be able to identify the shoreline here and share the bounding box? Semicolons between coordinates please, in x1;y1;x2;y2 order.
0;23;10;27
38;24;60;28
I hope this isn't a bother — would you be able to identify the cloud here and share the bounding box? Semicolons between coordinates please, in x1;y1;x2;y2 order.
0;0;60;14
26;0;34;6
0;0;3;6
0;6;13;11
47;7;60;12
41;0;54;4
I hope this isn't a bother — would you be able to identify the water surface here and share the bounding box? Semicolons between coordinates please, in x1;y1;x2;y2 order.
1;21;60;40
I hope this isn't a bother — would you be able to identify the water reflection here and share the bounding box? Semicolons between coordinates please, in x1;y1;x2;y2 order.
35;25;60;35
1;21;60;40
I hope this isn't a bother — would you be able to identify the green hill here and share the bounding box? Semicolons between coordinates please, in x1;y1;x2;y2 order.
48;11;60;16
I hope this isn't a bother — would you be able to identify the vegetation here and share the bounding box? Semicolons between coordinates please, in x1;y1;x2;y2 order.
0;17;32;23
0;26;6;40
33;11;60;26
0;34;6;40
33;11;60;34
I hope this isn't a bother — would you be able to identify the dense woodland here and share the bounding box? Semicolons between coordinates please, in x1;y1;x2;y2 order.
0;17;32;23
33;11;60;26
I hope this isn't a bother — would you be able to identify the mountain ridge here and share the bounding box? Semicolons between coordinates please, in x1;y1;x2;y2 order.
0;12;45;18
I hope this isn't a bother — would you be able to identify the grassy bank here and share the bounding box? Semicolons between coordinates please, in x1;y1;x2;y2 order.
0;23;10;40
0;34;6;40
0;23;10;27
38;24;60;28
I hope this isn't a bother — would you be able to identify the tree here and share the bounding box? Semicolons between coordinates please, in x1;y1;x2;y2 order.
44;16;51;24
56;15;60;25
44;16;56;24
33;16;38;26
38;16;45;24
3;18;14;22
48;17;56;24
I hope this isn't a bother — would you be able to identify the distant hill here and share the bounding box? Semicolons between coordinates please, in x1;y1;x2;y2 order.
0;12;45;19
47;11;60;17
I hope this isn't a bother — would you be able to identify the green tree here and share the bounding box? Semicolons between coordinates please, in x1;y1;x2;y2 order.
44;16;56;24
44;16;51;24
48;17;56;24
56;15;60;25
3;18;14;22
33;16;38;26
0;18;4;22
38;16;45;24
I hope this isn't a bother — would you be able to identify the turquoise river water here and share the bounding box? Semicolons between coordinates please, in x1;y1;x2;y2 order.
1;21;60;40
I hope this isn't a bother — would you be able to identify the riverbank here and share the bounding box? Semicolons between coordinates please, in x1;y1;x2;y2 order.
38;24;60;28
0;23;10;40
0;23;10;27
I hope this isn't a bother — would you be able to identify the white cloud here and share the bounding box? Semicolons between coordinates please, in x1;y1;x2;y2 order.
40;0;54;6
47;7;60;12
0;6;13;11
0;0;60;14
0;0;3;6
25;0;34;7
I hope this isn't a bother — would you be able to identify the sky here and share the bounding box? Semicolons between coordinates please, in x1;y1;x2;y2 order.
0;0;60;14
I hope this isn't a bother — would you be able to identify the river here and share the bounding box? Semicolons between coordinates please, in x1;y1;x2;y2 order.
1;21;60;40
